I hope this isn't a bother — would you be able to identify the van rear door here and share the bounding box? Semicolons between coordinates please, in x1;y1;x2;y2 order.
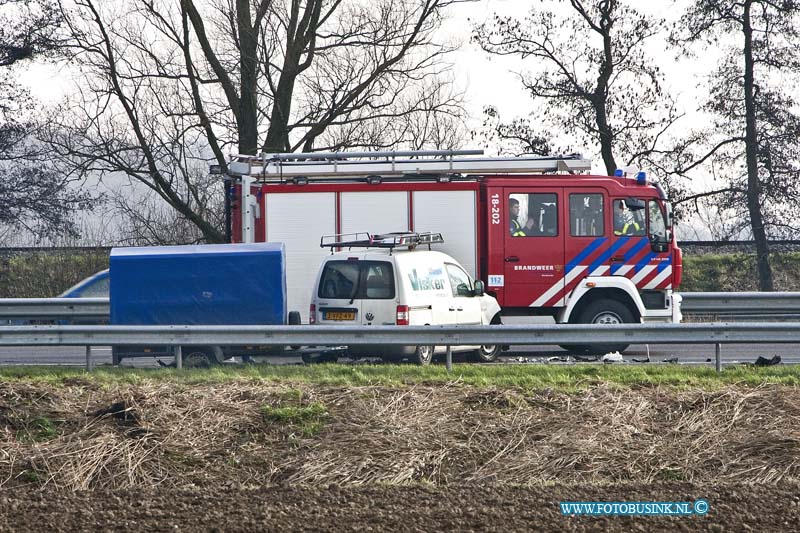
315;259;397;325
359;261;397;325
315;259;362;324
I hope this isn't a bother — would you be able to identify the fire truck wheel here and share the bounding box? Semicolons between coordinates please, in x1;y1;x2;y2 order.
576;299;633;354
411;345;434;366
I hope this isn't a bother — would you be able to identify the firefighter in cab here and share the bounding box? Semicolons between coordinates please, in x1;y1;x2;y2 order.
509;197;535;237
613;199;646;236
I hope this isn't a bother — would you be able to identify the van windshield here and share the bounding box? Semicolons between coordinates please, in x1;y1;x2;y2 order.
318;261;395;300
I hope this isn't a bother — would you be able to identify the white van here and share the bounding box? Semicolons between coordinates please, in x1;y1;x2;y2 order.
310;232;503;365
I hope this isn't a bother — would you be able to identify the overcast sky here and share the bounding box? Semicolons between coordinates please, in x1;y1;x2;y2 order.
448;0;712;156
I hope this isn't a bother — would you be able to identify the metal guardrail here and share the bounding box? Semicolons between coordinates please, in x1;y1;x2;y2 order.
680;292;800;315
0;298;109;320
2;293;800;321
1;294;799;372
0;323;799;347
0;323;797;372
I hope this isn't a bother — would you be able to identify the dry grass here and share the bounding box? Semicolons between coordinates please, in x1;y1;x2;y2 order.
0;381;798;490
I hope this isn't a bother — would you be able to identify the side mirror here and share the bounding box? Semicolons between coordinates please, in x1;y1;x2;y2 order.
650;235;669;253
626;197;645;210
473;280;485;297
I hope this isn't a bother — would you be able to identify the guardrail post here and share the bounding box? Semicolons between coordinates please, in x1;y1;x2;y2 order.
175;346;182;370
85;346;93;372
446;345;453;373
715;343;722;372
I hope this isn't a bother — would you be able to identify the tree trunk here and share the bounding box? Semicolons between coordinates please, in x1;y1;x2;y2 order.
595;15;617;176
237;0;259;155
596;108;616;176
742;0;773;291
262;64;297;153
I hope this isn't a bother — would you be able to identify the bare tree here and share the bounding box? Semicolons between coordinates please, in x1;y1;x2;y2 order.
49;0;468;243
473;0;681;175
107;171;225;246
0;0;93;239
672;0;800;291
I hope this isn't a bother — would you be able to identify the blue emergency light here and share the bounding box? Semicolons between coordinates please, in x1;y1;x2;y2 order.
635;171;647;185
614;169;624;177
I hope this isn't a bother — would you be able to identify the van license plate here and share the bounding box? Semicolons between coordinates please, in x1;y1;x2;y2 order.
324;311;356;321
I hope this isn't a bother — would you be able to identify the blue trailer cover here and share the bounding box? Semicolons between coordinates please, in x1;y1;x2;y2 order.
110;243;286;325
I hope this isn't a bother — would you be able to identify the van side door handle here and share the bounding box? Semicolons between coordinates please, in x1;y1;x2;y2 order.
610;256;625;262
505;256;519;262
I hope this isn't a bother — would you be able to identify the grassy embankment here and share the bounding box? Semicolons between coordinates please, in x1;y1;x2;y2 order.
1;364;799;491
0;249;108;298
682;251;800;291
0;363;798;391
3;248;800;296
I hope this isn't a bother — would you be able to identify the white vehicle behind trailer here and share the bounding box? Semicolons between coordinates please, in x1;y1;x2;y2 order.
310;232;502;365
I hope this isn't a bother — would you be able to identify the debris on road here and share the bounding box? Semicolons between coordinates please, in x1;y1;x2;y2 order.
754;355;782;367
600;352;623;363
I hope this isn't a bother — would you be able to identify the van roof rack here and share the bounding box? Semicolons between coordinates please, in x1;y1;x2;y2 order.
320;231;445;251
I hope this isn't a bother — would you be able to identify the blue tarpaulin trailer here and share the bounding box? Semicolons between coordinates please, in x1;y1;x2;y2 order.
110;243;292;365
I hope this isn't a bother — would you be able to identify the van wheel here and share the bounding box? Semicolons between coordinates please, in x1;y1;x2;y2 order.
181;348;216;368
572;299;634;354
473;344;500;363
472;315;502;362
411;345;434;366
288;311;302;350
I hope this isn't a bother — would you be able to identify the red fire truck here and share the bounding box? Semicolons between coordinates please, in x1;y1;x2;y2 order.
223;150;682;346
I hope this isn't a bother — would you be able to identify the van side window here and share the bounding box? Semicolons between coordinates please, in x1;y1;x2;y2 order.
318;261;395;299
445;263;473;297
570;193;604;236
508;193;558;237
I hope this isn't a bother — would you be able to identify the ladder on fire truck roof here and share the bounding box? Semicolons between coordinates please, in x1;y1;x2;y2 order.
225;149;592;181
320;232;445;251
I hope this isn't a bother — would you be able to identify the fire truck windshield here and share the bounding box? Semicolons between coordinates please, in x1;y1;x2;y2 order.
649;200;668;246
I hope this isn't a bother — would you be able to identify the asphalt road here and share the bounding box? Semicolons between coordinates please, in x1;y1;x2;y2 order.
0;342;797;368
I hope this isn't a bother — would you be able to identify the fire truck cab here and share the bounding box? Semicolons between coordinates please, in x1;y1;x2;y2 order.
485;174;682;326
223;150;682;352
